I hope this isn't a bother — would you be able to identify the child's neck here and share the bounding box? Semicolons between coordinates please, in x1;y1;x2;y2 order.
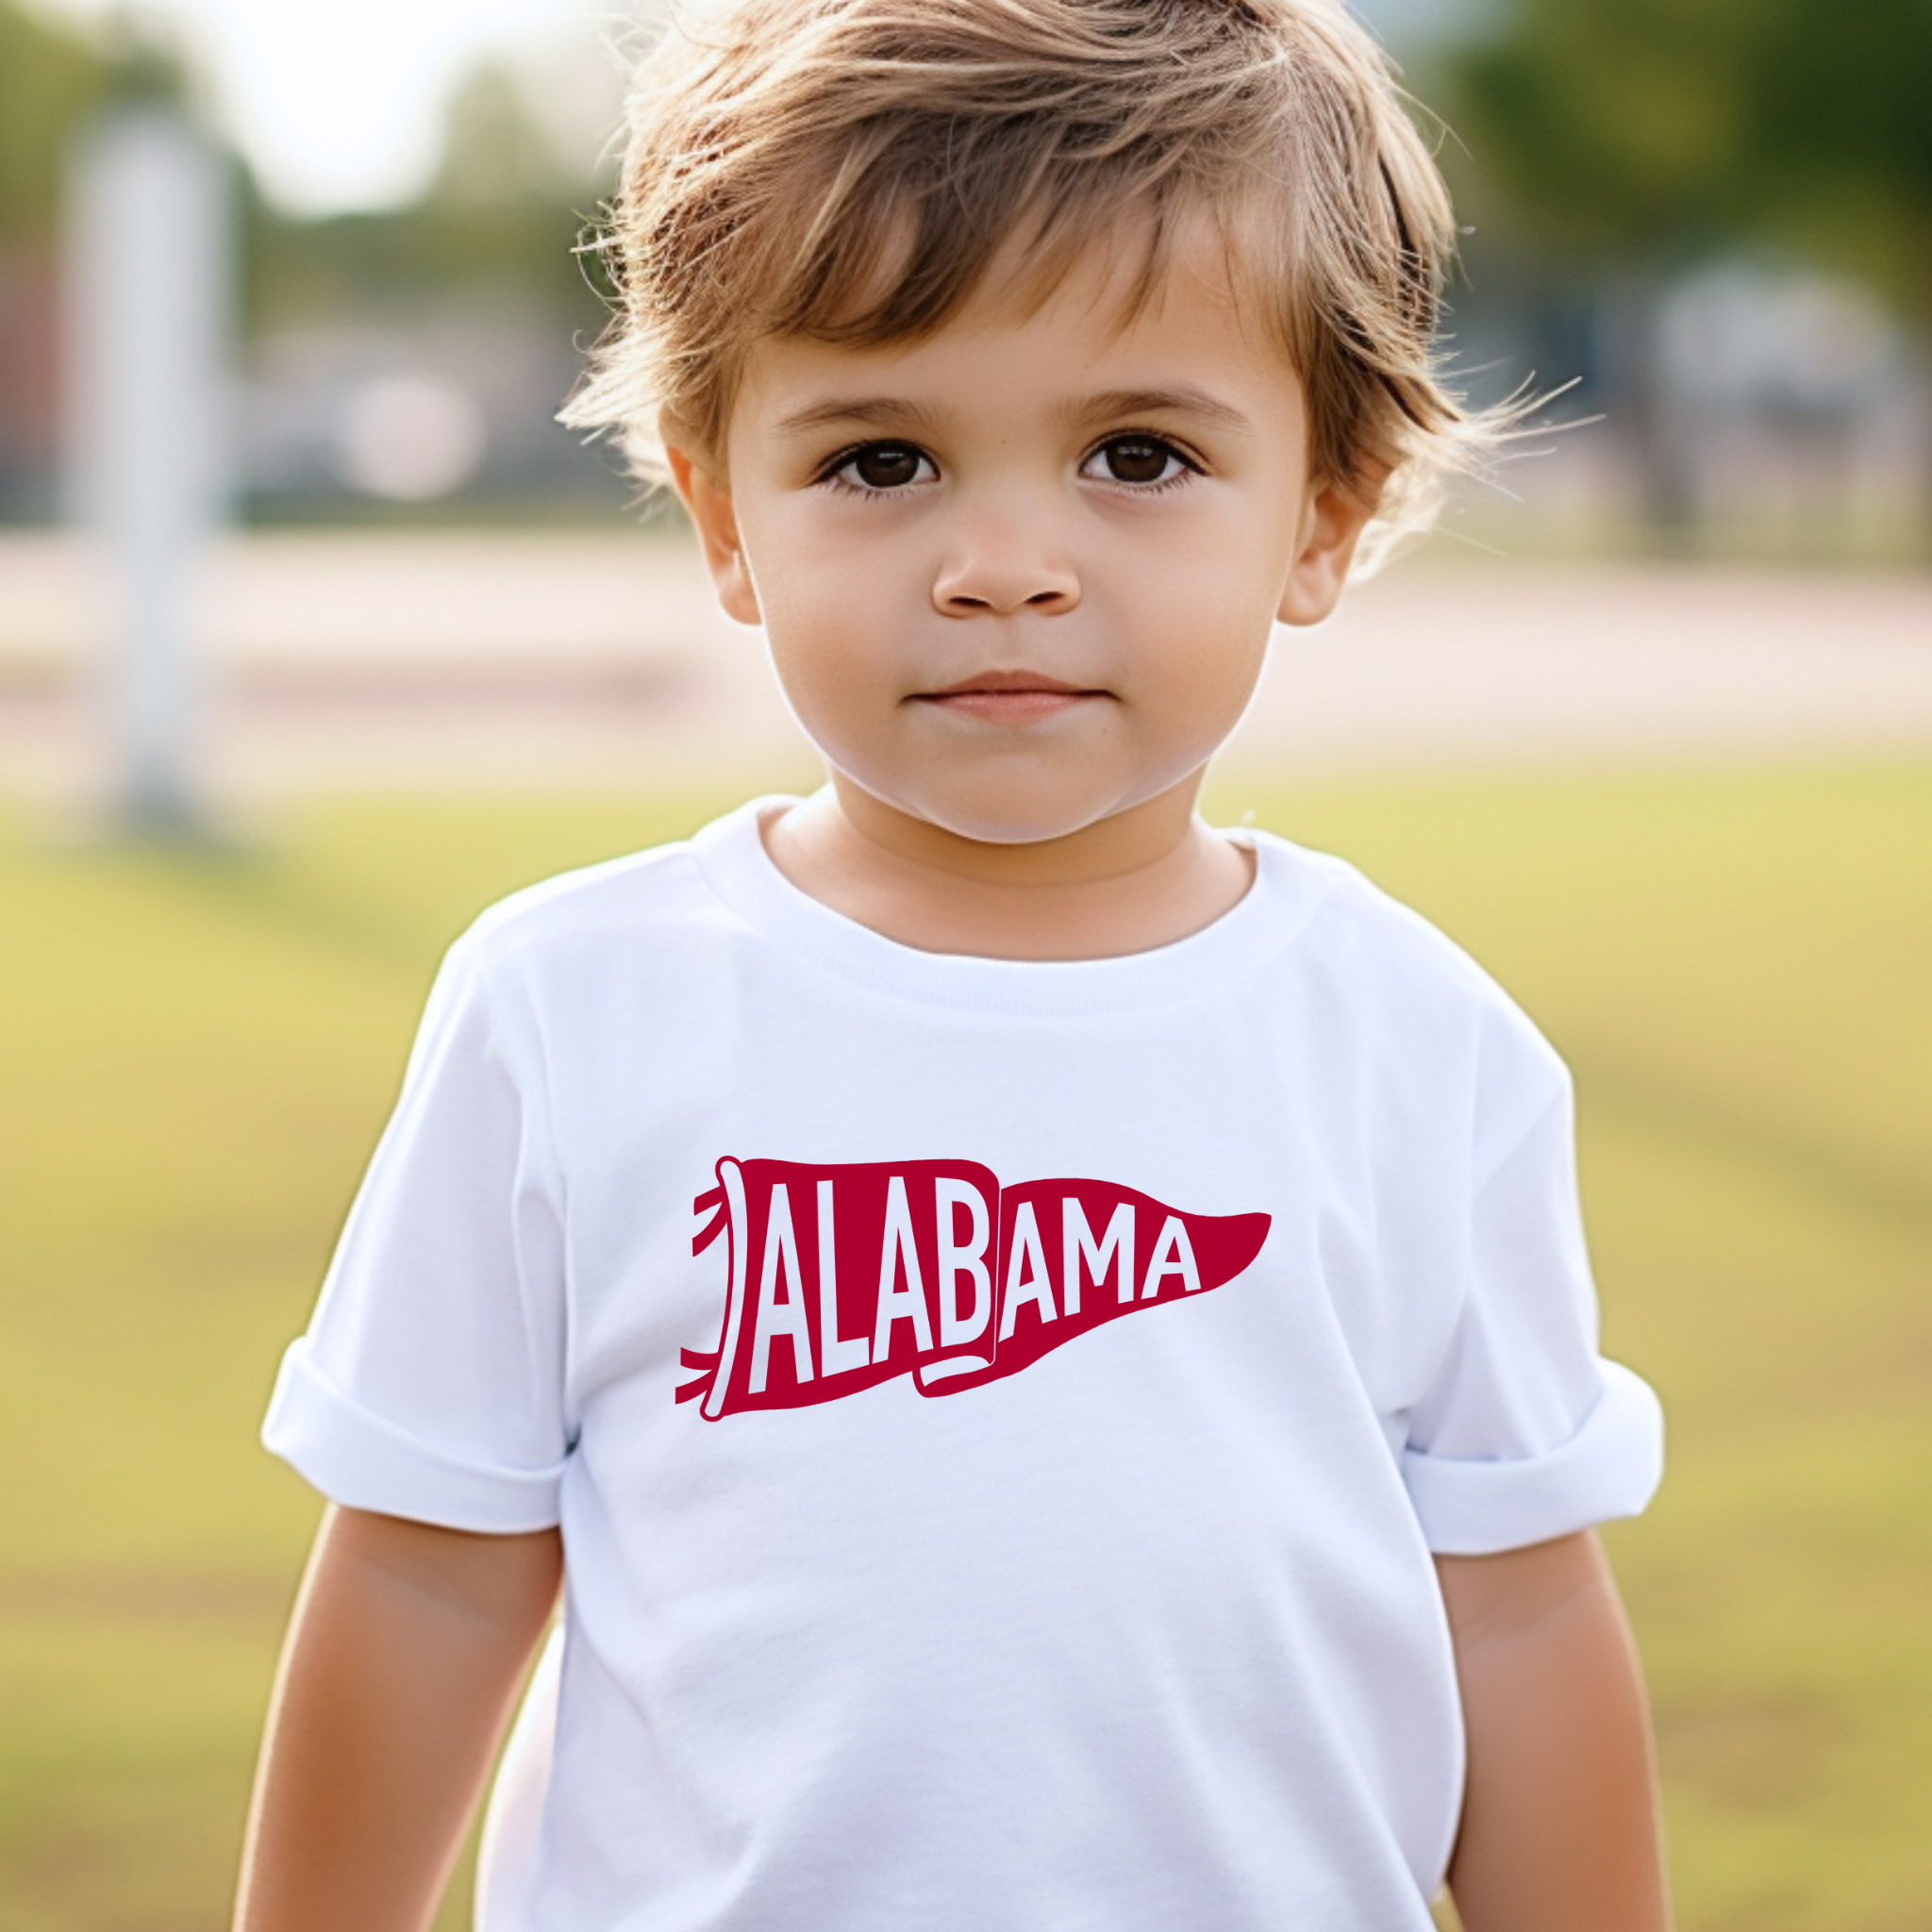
761;774;1255;962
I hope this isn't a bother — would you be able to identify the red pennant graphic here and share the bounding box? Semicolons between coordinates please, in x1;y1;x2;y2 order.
679;1158;1270;1419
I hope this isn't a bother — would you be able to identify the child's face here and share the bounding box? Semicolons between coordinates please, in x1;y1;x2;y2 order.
672;218;1371;848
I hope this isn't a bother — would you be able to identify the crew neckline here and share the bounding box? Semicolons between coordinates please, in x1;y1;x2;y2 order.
691;796;1332;1018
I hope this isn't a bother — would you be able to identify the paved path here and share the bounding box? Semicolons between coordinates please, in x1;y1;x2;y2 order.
2;531;1928;798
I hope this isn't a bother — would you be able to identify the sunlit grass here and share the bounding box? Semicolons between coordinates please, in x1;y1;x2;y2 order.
2;766;1927;1930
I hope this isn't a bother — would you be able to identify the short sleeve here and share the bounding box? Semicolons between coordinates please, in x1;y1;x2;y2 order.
262;937;570;1533
1402;1071;1663;1556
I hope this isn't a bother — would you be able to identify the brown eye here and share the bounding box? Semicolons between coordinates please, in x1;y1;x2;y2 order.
1095;438;1181;486
848;444;926;490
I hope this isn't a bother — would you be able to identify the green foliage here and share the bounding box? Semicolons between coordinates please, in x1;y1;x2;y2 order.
0;2;108;248
242;58;611;339
1743;0;1932;308
431;61;590;210
1443;0;1932;308
1;768;1928;1928
242;192;608;337
0;4;193;250
0;3;604;331
1441;0;1739;256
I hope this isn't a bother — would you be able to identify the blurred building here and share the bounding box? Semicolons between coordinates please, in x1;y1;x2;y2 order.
0;0;110;519
0;245;59;519
242;304;622;518
234;37;633;522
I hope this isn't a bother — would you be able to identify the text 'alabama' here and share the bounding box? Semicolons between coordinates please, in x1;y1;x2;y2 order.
679;1157;1271;1418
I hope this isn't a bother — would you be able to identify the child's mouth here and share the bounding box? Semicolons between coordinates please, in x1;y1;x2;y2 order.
916;671;1106;724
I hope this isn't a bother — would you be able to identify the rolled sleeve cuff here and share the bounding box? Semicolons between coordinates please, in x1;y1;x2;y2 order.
261;1341;565;1535
1403;1360;1664;1557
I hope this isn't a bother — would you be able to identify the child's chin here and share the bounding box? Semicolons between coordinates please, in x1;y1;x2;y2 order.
900;789;1123;847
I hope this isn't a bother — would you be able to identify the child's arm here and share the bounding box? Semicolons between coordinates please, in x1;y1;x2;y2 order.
233;1504;562;1932
1437;1530;1670;1932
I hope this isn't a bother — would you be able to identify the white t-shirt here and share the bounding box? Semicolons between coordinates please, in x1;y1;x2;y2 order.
264;799;1663;1932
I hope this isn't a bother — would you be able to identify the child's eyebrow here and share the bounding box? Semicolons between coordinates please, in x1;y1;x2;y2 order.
771;386;1255;443
774;396;947;440
1067;387;1254;435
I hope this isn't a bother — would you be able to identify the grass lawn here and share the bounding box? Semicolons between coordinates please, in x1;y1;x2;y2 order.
1;764;1927;1931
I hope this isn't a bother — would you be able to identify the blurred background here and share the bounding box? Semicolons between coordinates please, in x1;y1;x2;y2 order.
0;1;1927;1927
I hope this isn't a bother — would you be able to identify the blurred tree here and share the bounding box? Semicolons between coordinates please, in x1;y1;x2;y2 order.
434;62;576;208
0;2;189;515
1441;1;1741;261
246;58;608;334
1745;2;1932;318
1445;0;1932;297
1441;0;1932;528
0;0;109;247
235;52;618;522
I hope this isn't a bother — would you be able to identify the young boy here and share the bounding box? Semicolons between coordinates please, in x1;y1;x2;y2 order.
237;2;1671;1928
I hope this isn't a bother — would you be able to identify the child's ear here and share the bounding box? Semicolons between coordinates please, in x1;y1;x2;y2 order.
665;441;761;627
1275;475;1378;628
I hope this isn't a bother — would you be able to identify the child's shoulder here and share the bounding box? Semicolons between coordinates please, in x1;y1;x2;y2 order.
1251;827;1571;1110
448;801;764;979
1252;827;1522;1006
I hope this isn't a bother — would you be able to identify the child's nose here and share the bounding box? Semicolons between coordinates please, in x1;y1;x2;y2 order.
931;523;1081;618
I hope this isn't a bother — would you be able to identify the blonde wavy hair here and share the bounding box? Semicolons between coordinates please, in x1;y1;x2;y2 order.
565;0;1494;568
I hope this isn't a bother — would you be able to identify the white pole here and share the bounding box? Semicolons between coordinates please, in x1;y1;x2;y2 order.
66;109;232;831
